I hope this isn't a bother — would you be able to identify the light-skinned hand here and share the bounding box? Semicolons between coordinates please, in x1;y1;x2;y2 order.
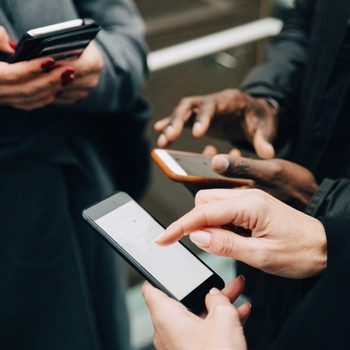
142;276;249;350
156;189;327;279
0;26;77;111
54;42;104;105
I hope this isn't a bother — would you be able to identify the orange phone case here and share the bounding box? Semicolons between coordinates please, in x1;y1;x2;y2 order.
151;149;253;188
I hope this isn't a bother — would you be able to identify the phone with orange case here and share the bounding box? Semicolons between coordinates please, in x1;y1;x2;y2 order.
151;149;253;188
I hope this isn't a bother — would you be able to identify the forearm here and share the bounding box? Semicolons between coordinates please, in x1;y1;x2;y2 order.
73;0;148;113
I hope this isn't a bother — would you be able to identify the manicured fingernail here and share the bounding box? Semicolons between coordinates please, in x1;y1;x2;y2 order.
212;156;230;173
41;59;56;71
154;231;165;243
9;39;17;50
61;69;75;86
209;288;221;295
189;231;211;248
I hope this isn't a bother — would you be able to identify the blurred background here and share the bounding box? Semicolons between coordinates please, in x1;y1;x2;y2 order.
126;1;292;349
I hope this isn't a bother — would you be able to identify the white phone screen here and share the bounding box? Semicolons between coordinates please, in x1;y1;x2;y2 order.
95;200;213;300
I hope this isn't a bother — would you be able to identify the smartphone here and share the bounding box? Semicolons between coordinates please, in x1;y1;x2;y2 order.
151;149;253;187
10;19;101;63
83;192;224;314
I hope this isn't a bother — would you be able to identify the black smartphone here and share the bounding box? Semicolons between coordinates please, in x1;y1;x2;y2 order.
10;19;100;63
82;192;224;314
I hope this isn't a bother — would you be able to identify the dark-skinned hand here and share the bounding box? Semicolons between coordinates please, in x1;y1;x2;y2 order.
212;154;319;210
154;89;278;159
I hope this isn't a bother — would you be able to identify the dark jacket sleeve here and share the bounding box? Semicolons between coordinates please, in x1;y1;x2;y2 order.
321;216;350;265
271;217;350;350
241;1;313;114
306;178;350;218
72;0;148;113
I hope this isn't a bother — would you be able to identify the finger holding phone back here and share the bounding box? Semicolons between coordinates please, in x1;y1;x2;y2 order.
212;154;319;210
0;26;75;111
0;19;102;110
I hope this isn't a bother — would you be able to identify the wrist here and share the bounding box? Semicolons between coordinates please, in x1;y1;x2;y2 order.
304;216;328;276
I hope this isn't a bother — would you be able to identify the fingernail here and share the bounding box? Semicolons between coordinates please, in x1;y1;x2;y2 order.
158;134;167;147
239;275;246;282
9;39;17;50
193;121;203;136
154;231;165;243
209;288;221;295
166;124;173;131
41;59;56;71
212;156;230;173
248;303;252;309
61;69;75;86
189;231;211;248
55;90;63;98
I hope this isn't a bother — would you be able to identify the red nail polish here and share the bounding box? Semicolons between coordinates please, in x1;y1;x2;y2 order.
41;59;56;71
61;69;75;86
9;39;17;50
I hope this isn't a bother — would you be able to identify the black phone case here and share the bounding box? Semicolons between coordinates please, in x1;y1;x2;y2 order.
82;192;224;314
10;19;101;62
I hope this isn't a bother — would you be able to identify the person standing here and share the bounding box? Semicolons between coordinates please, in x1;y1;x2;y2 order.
0;0;149;349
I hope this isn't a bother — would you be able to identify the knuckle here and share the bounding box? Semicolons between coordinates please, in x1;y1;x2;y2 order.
211;304;234;317
18;87;33;98
179;97;192;105
3;71;18;83
195;190;208;206
249;189;268;205
269;161;284;180
215;234;236;257
48;77;58;88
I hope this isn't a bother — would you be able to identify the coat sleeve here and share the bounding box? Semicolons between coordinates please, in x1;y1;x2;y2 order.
306;178;350;218
72;0;148;113
241;0;313;115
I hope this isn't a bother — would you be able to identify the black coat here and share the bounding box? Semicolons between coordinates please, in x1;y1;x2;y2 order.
0;1;149;349
243;0;350;219
239;1;350;349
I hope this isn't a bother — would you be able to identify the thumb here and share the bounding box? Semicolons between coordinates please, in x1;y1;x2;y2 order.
205;287;234;314
189;227;265;268
252;128;275;159
212;154;276;182
0;27;15;54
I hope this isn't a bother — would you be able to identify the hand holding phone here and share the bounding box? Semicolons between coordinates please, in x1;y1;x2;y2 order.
11;19;100;63
151;149;253;191
54;41;104;105
0;28;74;111
83;192;224;314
